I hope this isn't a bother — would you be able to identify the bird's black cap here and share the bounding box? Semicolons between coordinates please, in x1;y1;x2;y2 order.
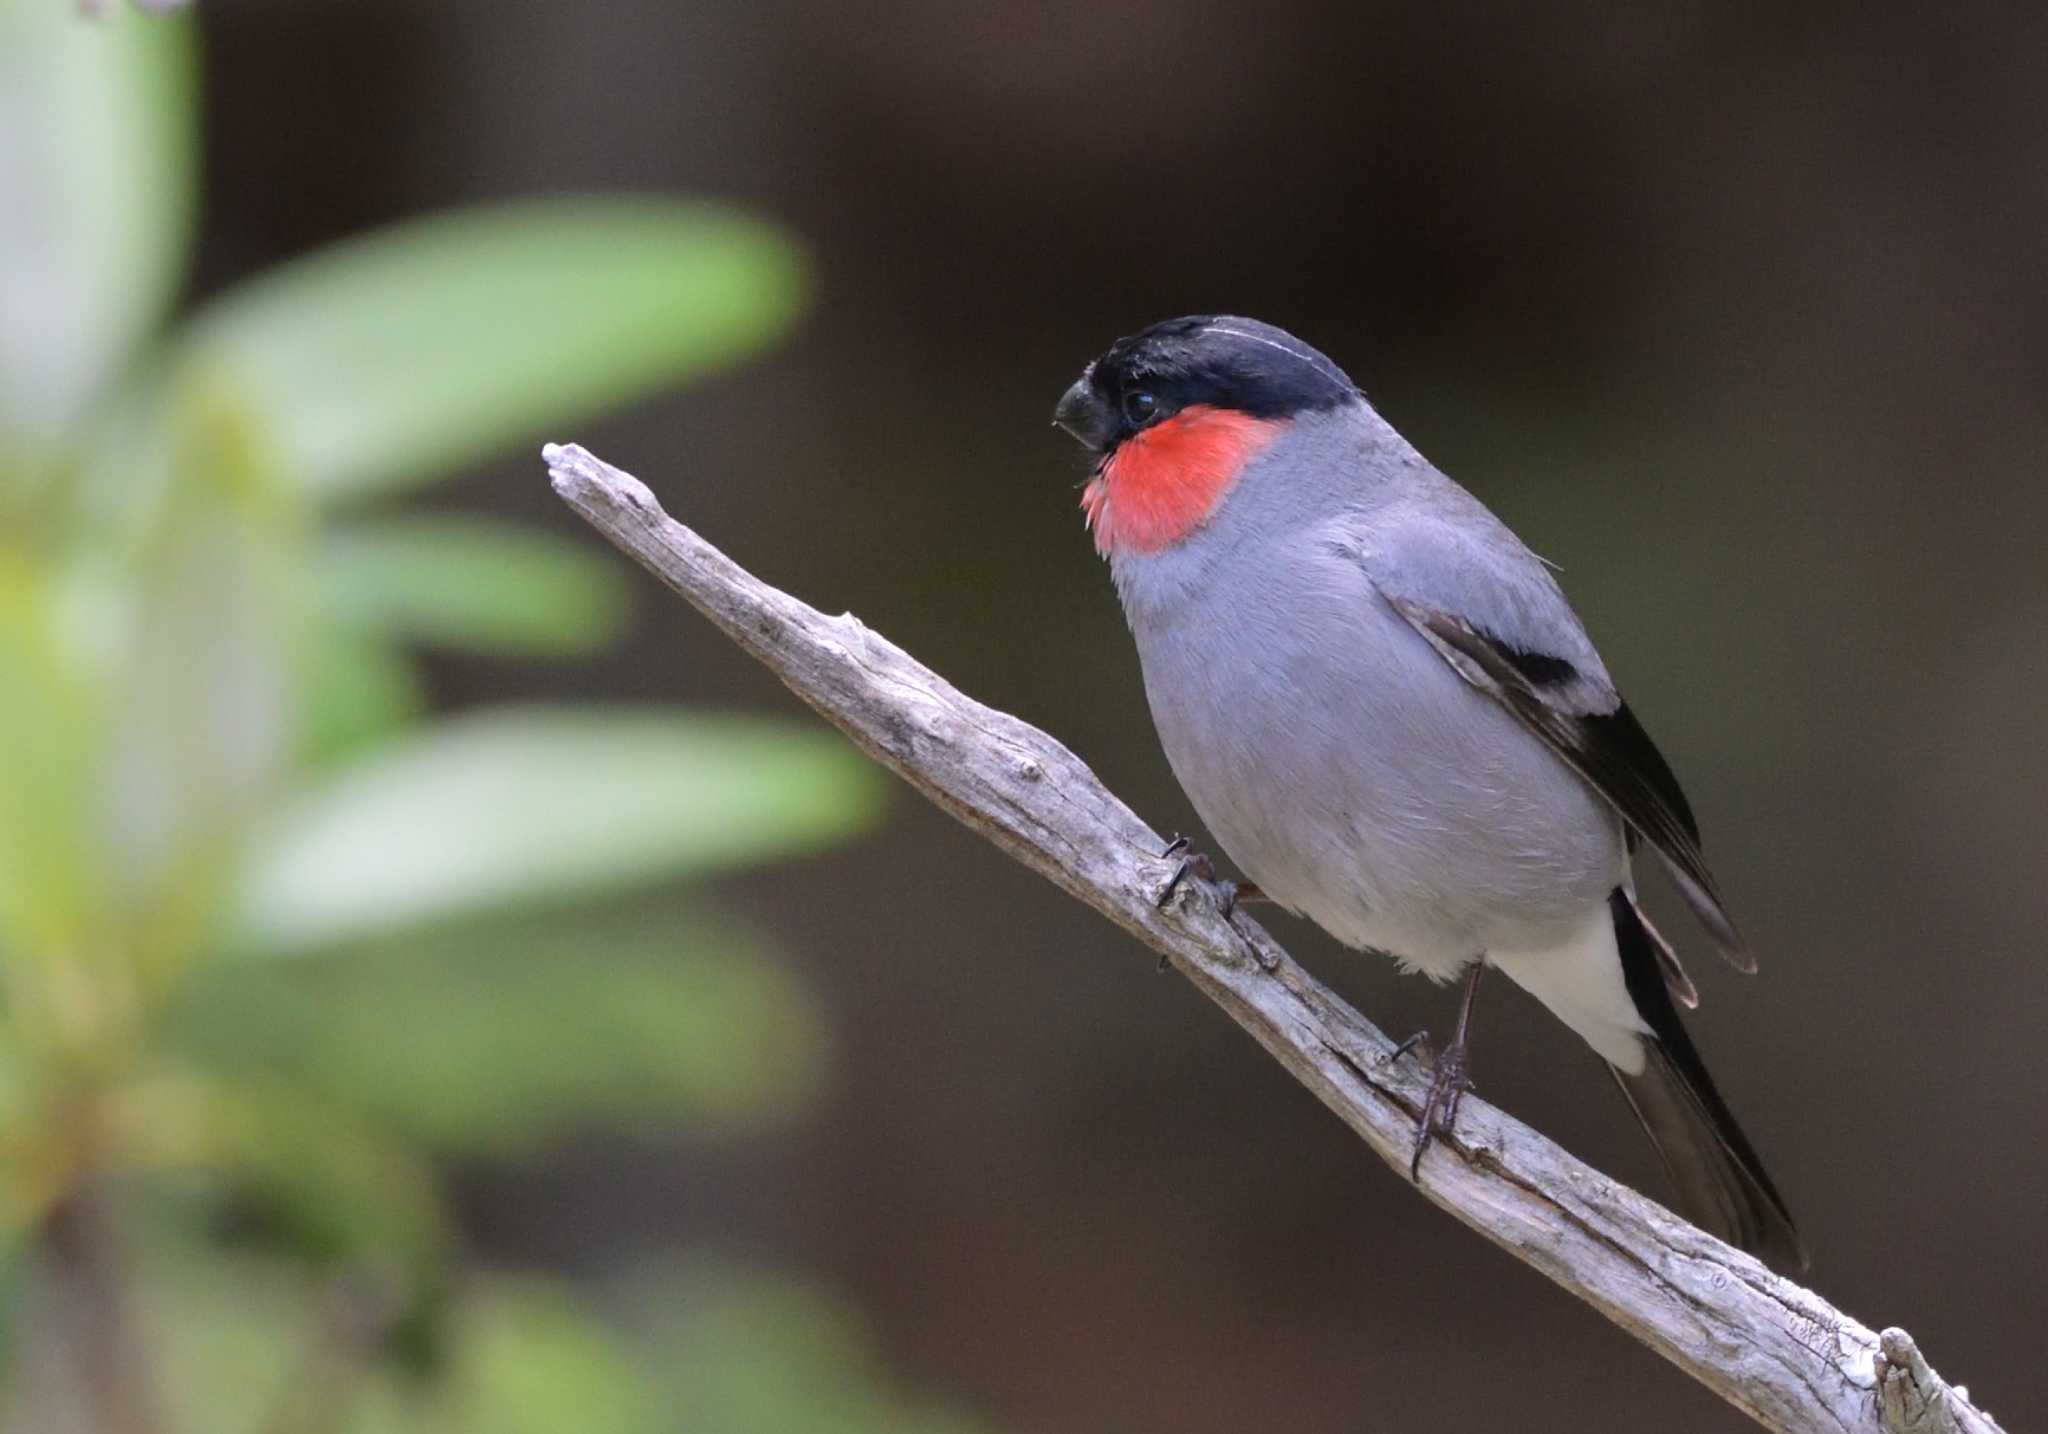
1054;315;1358;453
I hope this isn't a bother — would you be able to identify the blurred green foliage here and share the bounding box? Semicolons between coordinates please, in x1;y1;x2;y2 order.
128;1245;988;1434
0;6;970;1431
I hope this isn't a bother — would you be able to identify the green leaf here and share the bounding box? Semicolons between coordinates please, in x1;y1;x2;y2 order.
174;198;809;502
301;625;427;771
126;1242;665;1434
319;516;632;657
93;393;305;982
48;1225;434;1434
230;706;885;955
0;0;197;462
0;1086;450;1434
628;1260;996;1434
12;1227;989;1434
432;1279;666;1434
104;1068;451;1280
166;910;828;1155
0;553;100;959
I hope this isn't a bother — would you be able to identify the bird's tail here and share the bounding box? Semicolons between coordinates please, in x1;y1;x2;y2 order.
1606;890;1809;1272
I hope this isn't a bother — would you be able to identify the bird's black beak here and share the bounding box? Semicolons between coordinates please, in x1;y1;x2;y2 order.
1053;377;1116;452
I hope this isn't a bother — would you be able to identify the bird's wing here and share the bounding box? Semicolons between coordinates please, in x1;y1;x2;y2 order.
1341;505;1751;972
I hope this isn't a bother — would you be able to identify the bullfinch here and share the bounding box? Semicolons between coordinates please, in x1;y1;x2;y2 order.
1054;315;1805;1271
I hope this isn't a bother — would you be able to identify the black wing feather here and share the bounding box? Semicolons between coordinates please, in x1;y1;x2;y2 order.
1609;891;1805;1269
1386;595;1752;971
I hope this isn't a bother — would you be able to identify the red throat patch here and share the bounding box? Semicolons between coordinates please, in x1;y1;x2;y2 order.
1080;406;1284;556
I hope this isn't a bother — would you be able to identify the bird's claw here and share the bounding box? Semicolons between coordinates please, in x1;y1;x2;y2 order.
1151;838;1276;972
1155;844;1230;912
1407;1042;1474;1182
1381;1031;1429;1066
1154;836;1265;918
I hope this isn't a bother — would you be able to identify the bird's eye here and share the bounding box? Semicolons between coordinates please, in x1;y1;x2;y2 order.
1122;390;1160;425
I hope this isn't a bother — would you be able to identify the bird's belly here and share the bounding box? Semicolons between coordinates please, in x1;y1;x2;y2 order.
1132;573;1624;980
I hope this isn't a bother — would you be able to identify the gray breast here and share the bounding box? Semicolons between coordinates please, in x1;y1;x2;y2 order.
1115;514;1623;977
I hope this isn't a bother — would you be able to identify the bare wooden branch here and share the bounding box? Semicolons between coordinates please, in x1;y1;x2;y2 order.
544;440;2004;1434
1877;1328;1982;1434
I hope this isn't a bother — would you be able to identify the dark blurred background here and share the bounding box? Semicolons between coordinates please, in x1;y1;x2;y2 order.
113;1;2048;1429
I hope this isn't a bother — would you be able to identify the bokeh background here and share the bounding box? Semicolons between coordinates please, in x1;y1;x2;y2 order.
4;2;2045;1431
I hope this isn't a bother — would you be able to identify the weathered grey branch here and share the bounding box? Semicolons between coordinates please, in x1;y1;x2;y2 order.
545;440;2004;1434
1876;1328;1978;1434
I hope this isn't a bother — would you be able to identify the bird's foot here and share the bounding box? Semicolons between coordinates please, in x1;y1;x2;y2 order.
1405;961;1486;1180
1407;1039;1474;1182
1154;836;1265;917
1153;837;1275;972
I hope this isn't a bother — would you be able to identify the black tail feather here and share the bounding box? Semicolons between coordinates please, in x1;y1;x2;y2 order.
1607;890;1808;1272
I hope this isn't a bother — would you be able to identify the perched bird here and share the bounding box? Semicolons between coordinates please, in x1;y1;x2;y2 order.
1053;315;1805;1271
